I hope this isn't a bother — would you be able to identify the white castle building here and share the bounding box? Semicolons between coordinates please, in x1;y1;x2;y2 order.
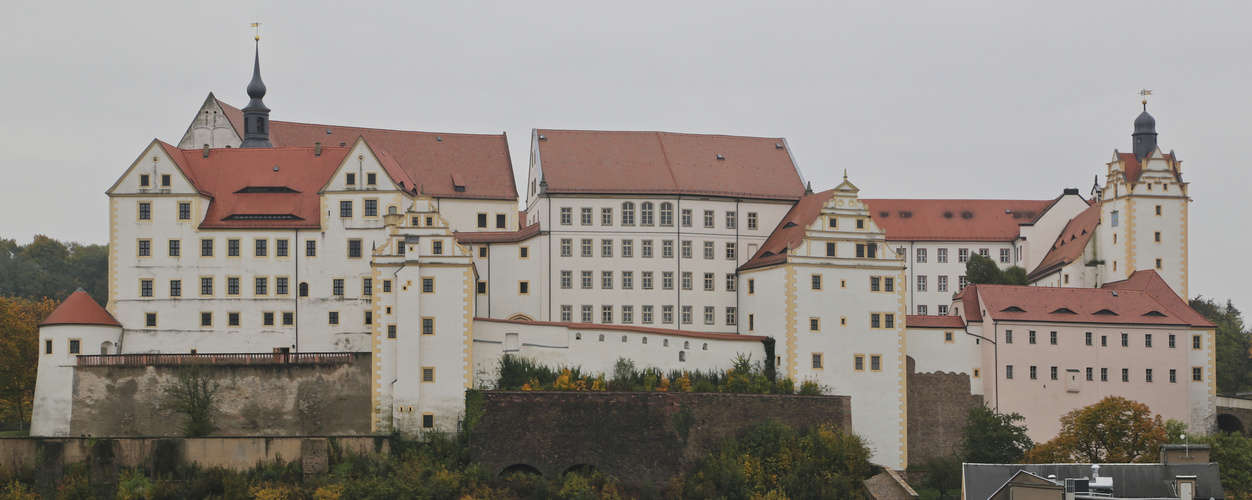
30;45;1214;471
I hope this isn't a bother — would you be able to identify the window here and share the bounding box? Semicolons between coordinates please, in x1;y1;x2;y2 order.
228;239;240;257
1155;231;1162;243
602;239;613;257
476;213;488;228
725;242;736;260
367;172;377;185
958;249;970;263
622;305;634;324
140;279;153;297
812;274;822;290
958;276;969;291
137;239;151;257
810;318;820;331
1006;365;1014;379
1000;248;1011;263
1156;258;1163;270
223;312;238;326
496;213;506;229
227;277;240;295
937;248;948;263
477;281;487;294
704;273;714;291
69;338;83;354
599;305;613;323
747;212;757;230
663;272;674;290
422;318;435;335
581;271;592;289
168;279;181;297
663;305;674;324
682;241;693;259
1146;369;1154;383
581;239;592;257
1005;330;1013;344
726;307;737;325
200;277;213;296
262;312;275;326
561;305;572;322
339;200;352;218
1102;335;1108;347
944;331;953;342
856;219;864;229
275;239;288;257
1029;331;1036;344
870;277;880;292
641;240;653;258
979;248;990;259
299;282;309;297
422;368;435;382
561;271;572;289
662;240;674;258
917;305;928;315
1155;204;1162;216
856;243;877;258
854;355;865;371
345;173;356;186
601;207;613;226
581;305;593;323
938;305;948;315
725;211;736;229
1193;334;1203;350
1145;334;1152;348
364;199;378;217
283;312;293;326
422;414;434;428
870;313;895;329
681;208;692;227
255;277;268;295
1049;331;1057;345
642;272;653;289
748;314;754;331
1122;368;1130;382
826;242;836;257
1086;367;1093;381
1169;334;1176;348
178;202;191;220
251;239;266;257
621;202;635;225
870;355;882;371
602;271;613;289
748;279;755;294
1086;332;1093;346
640;203;654;225
703;210;714;228
726;274;736;291
1101;368;1108;382
1051;366;1058;380
432;240;443;255
561;238;572;257
681;272;692;290
520;246;529;259
139;174;150;187
621;240;633;258
138;202;151;220
560;207;572;225
884;277;894;292
621;271;633;289
916;248;927;263
703;241;714;259
660;203;674;226
200;239;213;257
1111;210;1119;227
1171;369;1178;383
580;207;592;225
306;240;317;257
916;275;927;292
1121;333;1129;347
332;279;344;296
642;305;653;324
812;353;823;369
422;278;434;293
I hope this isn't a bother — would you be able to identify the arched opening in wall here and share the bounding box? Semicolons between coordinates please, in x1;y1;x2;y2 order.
504;333;520;352
679;351;686;362
508;313;535;321
299;282;309;297
100;341;113;355
1217;413;1245;435
563;464;598;476
500;464;543;477
388;205;398;215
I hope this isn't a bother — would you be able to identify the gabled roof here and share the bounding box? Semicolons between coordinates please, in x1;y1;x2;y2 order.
963;463;1223;500
163;141;351;229
1103;270;1215;328
534;130;806;200
739;189;834;271
969;283;1192;326
40;291;120;327
905;315;965;329
861;199;1054;242
955;285;983;322
1114;151;1175;184
216;98;516;200
454;222;542;244
1028;204;1101;281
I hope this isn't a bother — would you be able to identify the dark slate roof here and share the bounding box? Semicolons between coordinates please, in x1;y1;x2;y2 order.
963;463;1223;500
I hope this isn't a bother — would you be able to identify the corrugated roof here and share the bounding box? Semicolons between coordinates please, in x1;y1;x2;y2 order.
739;189;834;271
217;98;517;200
535;130;805;200
1028;204;1101;281
862;199;1055;242
40;291;120;327
474;317;769;342
905;315;965;328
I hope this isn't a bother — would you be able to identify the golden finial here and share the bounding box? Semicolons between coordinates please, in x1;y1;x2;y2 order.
251;19;261;41
1139;89;1152;110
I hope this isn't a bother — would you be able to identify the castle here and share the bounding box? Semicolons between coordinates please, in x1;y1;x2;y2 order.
30;43;1215;470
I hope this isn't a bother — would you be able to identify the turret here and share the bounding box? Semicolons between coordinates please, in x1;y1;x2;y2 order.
240;37;272;148
1132;100;1157;161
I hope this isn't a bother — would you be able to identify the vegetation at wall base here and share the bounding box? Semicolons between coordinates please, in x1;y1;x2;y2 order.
0;296;59;429
964;254;1028;286
1025;395;1167;463
1190;296;1252;394
493;354;827;395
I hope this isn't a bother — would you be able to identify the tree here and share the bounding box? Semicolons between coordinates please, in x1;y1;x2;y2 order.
164;366;221;437
1190;296;1252;394
964;254;1029;286
1025;396;1167;463
0;235;108;305
0;296;58;428
922;455;962;499
959;406;1034;463
1195;431;1252;499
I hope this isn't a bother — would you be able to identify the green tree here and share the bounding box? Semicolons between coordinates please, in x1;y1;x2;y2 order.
0;235;108;305
1195;431;1252;499
922;455;962;499
1190;296;1252;394
1025;396;1166;463
0;297;59;428
959;406;1034;463
165;366;221;437
964;254;1029;285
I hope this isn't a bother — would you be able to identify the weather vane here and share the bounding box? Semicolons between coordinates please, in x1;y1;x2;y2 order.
251;18;261;41
1139;89;1152;110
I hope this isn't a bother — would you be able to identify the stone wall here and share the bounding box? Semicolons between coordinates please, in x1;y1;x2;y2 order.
70;353;371;436
905;356;982;466
469;391;852;485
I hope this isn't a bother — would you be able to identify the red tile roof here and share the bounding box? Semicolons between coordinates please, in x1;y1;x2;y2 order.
40;291;121;327
739;189;834;271
1028;204;1101;281
1115;152;1175;184
954;285;983;323
1103;270;1214;328
534;130;805;200
906;315;966;328
217;99;517;200
454;222;542;244
861;199;1054;242
971;283;1192;326
474;317;769;342
163;142;351;229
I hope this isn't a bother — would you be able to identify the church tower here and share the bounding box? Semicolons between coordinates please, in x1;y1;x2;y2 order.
1095;102;1190;297
240;38;272;148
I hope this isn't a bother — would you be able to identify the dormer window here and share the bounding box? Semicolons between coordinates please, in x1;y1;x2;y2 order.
1001;306;1026;313
1093;309;1118;316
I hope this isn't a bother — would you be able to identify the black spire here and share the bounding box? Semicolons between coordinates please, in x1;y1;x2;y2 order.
1132;100;1156;161
240;39;272;148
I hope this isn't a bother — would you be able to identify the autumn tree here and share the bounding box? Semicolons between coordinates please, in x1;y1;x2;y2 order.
0;296;59;428
1190;296;1252;394
965;254;1029;286
960;406;1034;464
1026;396;1167;463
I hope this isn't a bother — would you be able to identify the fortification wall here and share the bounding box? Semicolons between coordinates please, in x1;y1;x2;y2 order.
906;356;983;466
469;391;852;485
69;353;371;436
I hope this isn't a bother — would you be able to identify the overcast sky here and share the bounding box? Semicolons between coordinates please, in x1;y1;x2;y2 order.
2;1;1249;309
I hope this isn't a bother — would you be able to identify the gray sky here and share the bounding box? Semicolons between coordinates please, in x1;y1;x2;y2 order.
3;1;1249;310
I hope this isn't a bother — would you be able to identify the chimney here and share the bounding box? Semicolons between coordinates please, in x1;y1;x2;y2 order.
315;142;322;157
202;144;210;158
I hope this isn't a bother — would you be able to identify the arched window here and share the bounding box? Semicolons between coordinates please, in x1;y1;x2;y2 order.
388;205;398;215
599;334;605;342
299;282;309;297
575;333;582;340
679;351;686;362
100;341;113;355
622;335;628;343
659;202;674;226
640;202;654;226
702;343;708;351
642;337;648;344
684;341;690;349
663;339;669;347
621;202;636;225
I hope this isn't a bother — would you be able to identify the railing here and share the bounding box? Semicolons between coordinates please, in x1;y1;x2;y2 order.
76;352;354;367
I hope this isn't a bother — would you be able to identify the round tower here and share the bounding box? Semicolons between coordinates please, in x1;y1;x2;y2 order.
30;290;122;436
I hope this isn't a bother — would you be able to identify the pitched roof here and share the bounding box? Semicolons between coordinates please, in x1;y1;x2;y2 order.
534;130;805;200
861;199;1054;242
1103;270;1214;328
217;98;517;200
454;222;542;244
1027;203;1101;281
40;291;120;327
905;315;965;328
1115;151;1175;184
955;285;983;322
971;283;1191;326
474;317;769;342
963;463;1223;500
739;189;834;271
163;142;351;229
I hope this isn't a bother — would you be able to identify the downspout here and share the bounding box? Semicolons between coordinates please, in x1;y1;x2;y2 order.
546;191;552;321
486;243;491;318
294;228;300;353
676;196;682;330
735;199;741;333
908;241;915;314
963;319;998;412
